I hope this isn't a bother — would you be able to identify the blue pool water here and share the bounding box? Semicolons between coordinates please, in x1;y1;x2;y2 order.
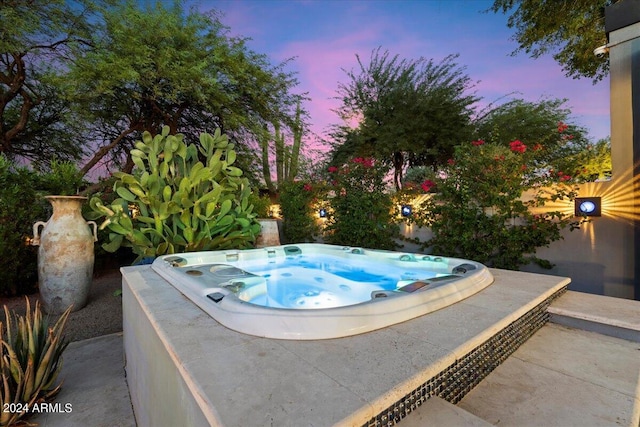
153;244;494;339
228;254;441;309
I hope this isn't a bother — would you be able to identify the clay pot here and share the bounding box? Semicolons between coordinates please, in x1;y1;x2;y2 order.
32;196;97;314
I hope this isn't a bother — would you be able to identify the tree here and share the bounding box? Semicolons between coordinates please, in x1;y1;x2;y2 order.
557;137;612;182
473;98;608;181
489;0;617;82
332;48;478;190
63;0;303;180
0;0;100;164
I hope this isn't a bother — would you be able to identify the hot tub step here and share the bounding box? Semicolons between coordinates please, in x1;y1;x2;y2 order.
548;290;640;342
399;397;492;427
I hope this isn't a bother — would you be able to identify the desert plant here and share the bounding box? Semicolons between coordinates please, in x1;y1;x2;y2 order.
88;126;261;262
1;300;71;427
261;101;305;194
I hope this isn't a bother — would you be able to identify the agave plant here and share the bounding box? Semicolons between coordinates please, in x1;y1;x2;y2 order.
1;300;71;427
88;126;261;262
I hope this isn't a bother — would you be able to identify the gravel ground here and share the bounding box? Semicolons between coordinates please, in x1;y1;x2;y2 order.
2;268;124;342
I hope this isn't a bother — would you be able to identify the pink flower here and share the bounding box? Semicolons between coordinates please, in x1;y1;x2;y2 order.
509;140;526;153
447;158;455;165
328;166;338;173
421;179;435;193
557;121;568;133
303;183;313;192
471;140;485;146
352;157;374;168
361;158;374;168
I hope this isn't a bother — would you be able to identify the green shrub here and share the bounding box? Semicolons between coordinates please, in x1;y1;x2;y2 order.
279;181;323;243
324;158;400;250
37;159;85;196
88;127;260;261
248;190;272;218
0;156;48;296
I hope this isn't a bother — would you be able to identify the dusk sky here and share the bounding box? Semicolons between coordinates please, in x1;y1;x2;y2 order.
192;0;611;151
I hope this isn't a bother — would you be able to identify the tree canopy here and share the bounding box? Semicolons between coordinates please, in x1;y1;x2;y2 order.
0;0;100;164
331;48;478;189
0;0;306;183
473;97;610;181
489;0;617;82
63;1;304;180
475;98;585;163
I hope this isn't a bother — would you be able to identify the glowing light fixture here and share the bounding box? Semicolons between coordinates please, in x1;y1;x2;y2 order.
400;205;413;217
575;197;601;217
268;204;281;218
319;208;327;218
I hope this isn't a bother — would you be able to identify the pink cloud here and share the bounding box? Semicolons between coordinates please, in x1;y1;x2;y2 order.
274;32;451;147
276;32;387;145
197;0;611;148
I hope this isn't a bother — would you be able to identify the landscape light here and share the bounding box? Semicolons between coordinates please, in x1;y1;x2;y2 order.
575;197;601;217
400;205;412;217
319;208;327;218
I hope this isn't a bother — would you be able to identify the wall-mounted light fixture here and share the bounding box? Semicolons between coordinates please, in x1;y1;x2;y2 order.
319;208;327;218
400;205;413;217
268;204;281;218
575;197;601;217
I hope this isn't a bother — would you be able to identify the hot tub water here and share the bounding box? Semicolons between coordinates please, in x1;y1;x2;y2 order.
152;244;494;339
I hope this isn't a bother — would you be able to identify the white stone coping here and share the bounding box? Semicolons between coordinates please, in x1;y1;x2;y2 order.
548;290;640;332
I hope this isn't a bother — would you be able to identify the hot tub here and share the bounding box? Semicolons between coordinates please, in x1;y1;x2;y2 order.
151;243;494;340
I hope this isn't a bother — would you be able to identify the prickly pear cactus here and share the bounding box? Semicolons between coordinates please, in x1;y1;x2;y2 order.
88;126;261;261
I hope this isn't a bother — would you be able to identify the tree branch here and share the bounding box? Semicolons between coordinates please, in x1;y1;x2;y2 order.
79;126;138;176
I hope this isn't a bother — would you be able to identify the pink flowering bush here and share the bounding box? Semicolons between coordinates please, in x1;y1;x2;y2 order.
409;139;586;270
509;139;527;153
420;179;435;192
